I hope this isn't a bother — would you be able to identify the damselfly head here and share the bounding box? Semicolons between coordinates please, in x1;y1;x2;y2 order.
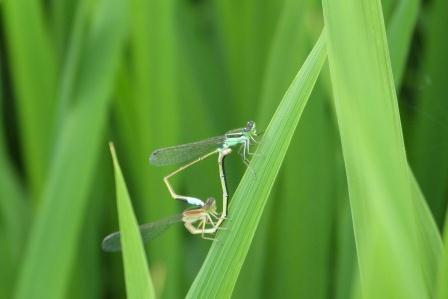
244;121;256;134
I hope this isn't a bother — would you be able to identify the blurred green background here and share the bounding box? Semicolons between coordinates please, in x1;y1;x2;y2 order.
0;0;447;298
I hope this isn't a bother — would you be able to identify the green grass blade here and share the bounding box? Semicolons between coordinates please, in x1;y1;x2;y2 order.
322;0;437;297
237;1;334;297
109;143;156;299
234;1;314;296
382;7;443;281
14;0;127;297
2;0;57;198
186;31;327;298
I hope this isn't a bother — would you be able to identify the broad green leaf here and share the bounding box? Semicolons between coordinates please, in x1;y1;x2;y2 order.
109;143;155;299
322;0;438;297
187;30;327;298
388;0;443;292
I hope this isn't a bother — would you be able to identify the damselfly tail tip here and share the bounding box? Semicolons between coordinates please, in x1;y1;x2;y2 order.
149;150;160;165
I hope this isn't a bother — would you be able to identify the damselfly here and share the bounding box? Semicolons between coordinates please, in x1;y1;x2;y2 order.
102;198;222;252
149;121;258;208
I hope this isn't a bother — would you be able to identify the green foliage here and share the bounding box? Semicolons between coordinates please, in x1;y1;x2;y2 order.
322;0;439;297
109;143;155;299
2;0;57;198
0;0;447;298
10;0;127;298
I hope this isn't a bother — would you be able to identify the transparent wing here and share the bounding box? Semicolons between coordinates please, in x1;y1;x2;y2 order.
149;135;226;166
101;213;183;252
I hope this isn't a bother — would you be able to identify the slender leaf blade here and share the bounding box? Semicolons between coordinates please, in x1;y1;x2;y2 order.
187;31;327;298
235;0;315;296
109;143;156;299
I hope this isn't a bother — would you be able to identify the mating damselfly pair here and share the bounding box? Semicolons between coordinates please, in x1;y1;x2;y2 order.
102;121;259;252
